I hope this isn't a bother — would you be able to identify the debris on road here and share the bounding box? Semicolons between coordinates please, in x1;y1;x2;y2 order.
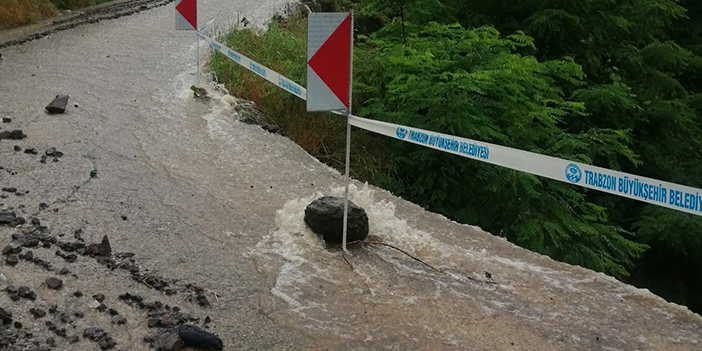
45;277;63;290
146;325;223;351
83;327;117;350
29;307;47;319
190;85;209;100
45;95;70;114
0;307;12;326
261;124;285;136
0;129;26;140
45;147;64;158
6;254;19;266
304;196;369;244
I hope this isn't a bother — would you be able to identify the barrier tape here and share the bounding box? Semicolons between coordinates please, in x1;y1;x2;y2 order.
347;115;702;217
199;31;702;217
197;32;307;99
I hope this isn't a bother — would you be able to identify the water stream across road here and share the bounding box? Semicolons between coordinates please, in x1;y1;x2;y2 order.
1;1;701;350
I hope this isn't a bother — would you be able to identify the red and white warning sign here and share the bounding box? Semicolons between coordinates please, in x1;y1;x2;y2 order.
307;13;352;112
175;0;197;30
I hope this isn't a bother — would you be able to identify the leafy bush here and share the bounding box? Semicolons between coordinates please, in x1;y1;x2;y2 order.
354;22;647;277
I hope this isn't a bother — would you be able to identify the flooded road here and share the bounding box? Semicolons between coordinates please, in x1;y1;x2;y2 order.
1;1;701;350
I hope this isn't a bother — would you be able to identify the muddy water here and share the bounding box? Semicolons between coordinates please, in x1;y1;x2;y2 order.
1;1;701;350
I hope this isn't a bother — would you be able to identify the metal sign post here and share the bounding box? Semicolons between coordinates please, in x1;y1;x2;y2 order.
175;0;198;84
342;10;354;252
306;11;354;250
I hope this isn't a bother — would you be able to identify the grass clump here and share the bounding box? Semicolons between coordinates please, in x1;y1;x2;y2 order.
0;0;114;30
209;9;389;180
0;0;57;29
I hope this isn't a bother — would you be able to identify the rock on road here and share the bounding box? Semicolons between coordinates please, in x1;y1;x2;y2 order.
1;1;701;350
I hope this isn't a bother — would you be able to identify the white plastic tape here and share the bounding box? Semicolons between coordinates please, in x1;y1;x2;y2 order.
197;30;702;217
347;115;702;217
198;32;307;100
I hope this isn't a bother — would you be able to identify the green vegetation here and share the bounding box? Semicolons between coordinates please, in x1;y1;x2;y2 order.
210;1;702;313
0;0;113;29
49;0;114;11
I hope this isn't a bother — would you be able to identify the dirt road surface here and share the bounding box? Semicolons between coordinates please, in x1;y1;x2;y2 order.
1;1;701;350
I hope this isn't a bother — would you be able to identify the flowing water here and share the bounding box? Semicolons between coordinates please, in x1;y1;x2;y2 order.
1;1;701;350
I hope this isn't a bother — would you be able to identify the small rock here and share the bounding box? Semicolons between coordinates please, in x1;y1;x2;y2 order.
10;294;20;301
0;307;12;325
46;337;55;346
0;210;18;225
18;286;37;300
2;244;21;255
196;295;210;307
46;147;57;156
160;314;173;328
83;327;104;340
24;148;38;155
93;293;106;302
177;325;223;350
97;304;107;312
1;187;16;193
56;250;77;262
13;321;22;329
13;145;21;151
59;267;70;275
111;315;126;325
59;313;72;324
10;130;26;140
0;130;10;140
74;312;84;318
31;218;40;226
98;235;111;256
6;254;19;266
158;333;184;351
74;291;83;297
108;308;118;316
30;308;47;318
46;277;63;290
1;117;10;123
20;250;33;261
40;155;47;163
46;95;69;114
261;124;285;136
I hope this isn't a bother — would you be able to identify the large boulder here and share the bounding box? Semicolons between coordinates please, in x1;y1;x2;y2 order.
304;196;369;244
